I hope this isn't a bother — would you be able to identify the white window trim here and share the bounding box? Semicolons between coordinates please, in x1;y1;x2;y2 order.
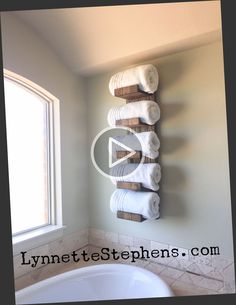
4;69;65;256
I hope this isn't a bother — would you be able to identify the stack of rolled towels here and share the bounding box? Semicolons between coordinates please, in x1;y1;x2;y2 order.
112;131;160;159
110;163;161;192
109;64;159;95
108;64;161;220
110;190;160;220
108;63;160;126
107;100;160;126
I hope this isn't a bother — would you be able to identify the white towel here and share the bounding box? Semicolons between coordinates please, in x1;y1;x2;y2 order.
107;100;160;126
109;64;159;95
113;131;160;159
110;163;161;191
110;189;160;219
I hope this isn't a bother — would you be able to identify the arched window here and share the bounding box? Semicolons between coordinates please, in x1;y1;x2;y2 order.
4;70;62;248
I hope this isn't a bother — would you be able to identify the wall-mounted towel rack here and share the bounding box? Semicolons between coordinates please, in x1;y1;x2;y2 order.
116;181;153;192
114;84;155;101
112;84;159;223
117;181;142;191
116;117;156;133
116;150;157;163
117;211;144;222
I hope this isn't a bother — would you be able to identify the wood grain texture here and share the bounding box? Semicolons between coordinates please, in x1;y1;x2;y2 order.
129;125;156;133
116;150;141;159
143;157;157;163
116;150;157;163
115;118;156;133
126;94;155;103
116;117;141;126
114;84;155;101
116;181;154;191
117;181;141;191
117;211;145;222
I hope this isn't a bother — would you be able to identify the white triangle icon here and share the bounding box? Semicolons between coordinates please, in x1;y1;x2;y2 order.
108;137;136;168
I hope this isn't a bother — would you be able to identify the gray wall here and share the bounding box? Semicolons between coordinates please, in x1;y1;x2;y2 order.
1;13;89;233
86;41;234;259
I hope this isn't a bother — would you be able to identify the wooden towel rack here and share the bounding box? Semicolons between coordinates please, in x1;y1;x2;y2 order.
114;84;155;101
116;150;157;164
113;84;159;222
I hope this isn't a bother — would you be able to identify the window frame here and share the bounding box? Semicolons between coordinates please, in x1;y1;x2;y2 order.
4;69;64;255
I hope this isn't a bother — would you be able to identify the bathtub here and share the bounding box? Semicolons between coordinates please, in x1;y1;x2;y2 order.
16;263;174;304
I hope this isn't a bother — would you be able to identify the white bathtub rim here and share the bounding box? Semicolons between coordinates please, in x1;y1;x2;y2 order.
16;263;174;302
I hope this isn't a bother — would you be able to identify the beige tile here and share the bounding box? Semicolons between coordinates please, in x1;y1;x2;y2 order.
97;239;118;251
212;256;233;271
178;271;223;291
189;253;212;266
14;251;33;278
127;246;151;262
116;248;140;265
193;262;214;275
118;234;133;246
30;261;72;282
93;242;125;253
186;262;204;275
30;243;49;256
187;261;224;282
133;237;151;250
149;255;174;266
62;230;88;252
171;280;217;296
114;243;127;252
15;273;36;291
177;272;204;286
104;231;118;243
145;262;166;274
15;246;91;288
198;277;223;291
169;245;189;261
90;228;105;240
150;240;169;251
119;258;148;268
15;238;81;279
78;228;89;239
131;260;150;268
89;236;114;248
207;269;224;281
48;238;64;256
17;257;90;290
87;245;102;253
219;281;236;294
168;258;193;270
90;238;119;250
75;229;89;249
149;241;174;266
159;275;176;286
88;236;100;246
222;263;235;283
84;259;113;266
159;267;184;280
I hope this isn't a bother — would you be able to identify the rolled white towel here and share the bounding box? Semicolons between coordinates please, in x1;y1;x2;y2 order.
109;64;159;95
107;100;160;126
110;163;161;191
113;131;160;159
110;189;160;219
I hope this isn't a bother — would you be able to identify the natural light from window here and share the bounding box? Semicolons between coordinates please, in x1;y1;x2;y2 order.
4;77;50;235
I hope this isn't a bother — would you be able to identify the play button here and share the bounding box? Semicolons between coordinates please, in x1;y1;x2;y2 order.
108;137;137;168
91;126;143;179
